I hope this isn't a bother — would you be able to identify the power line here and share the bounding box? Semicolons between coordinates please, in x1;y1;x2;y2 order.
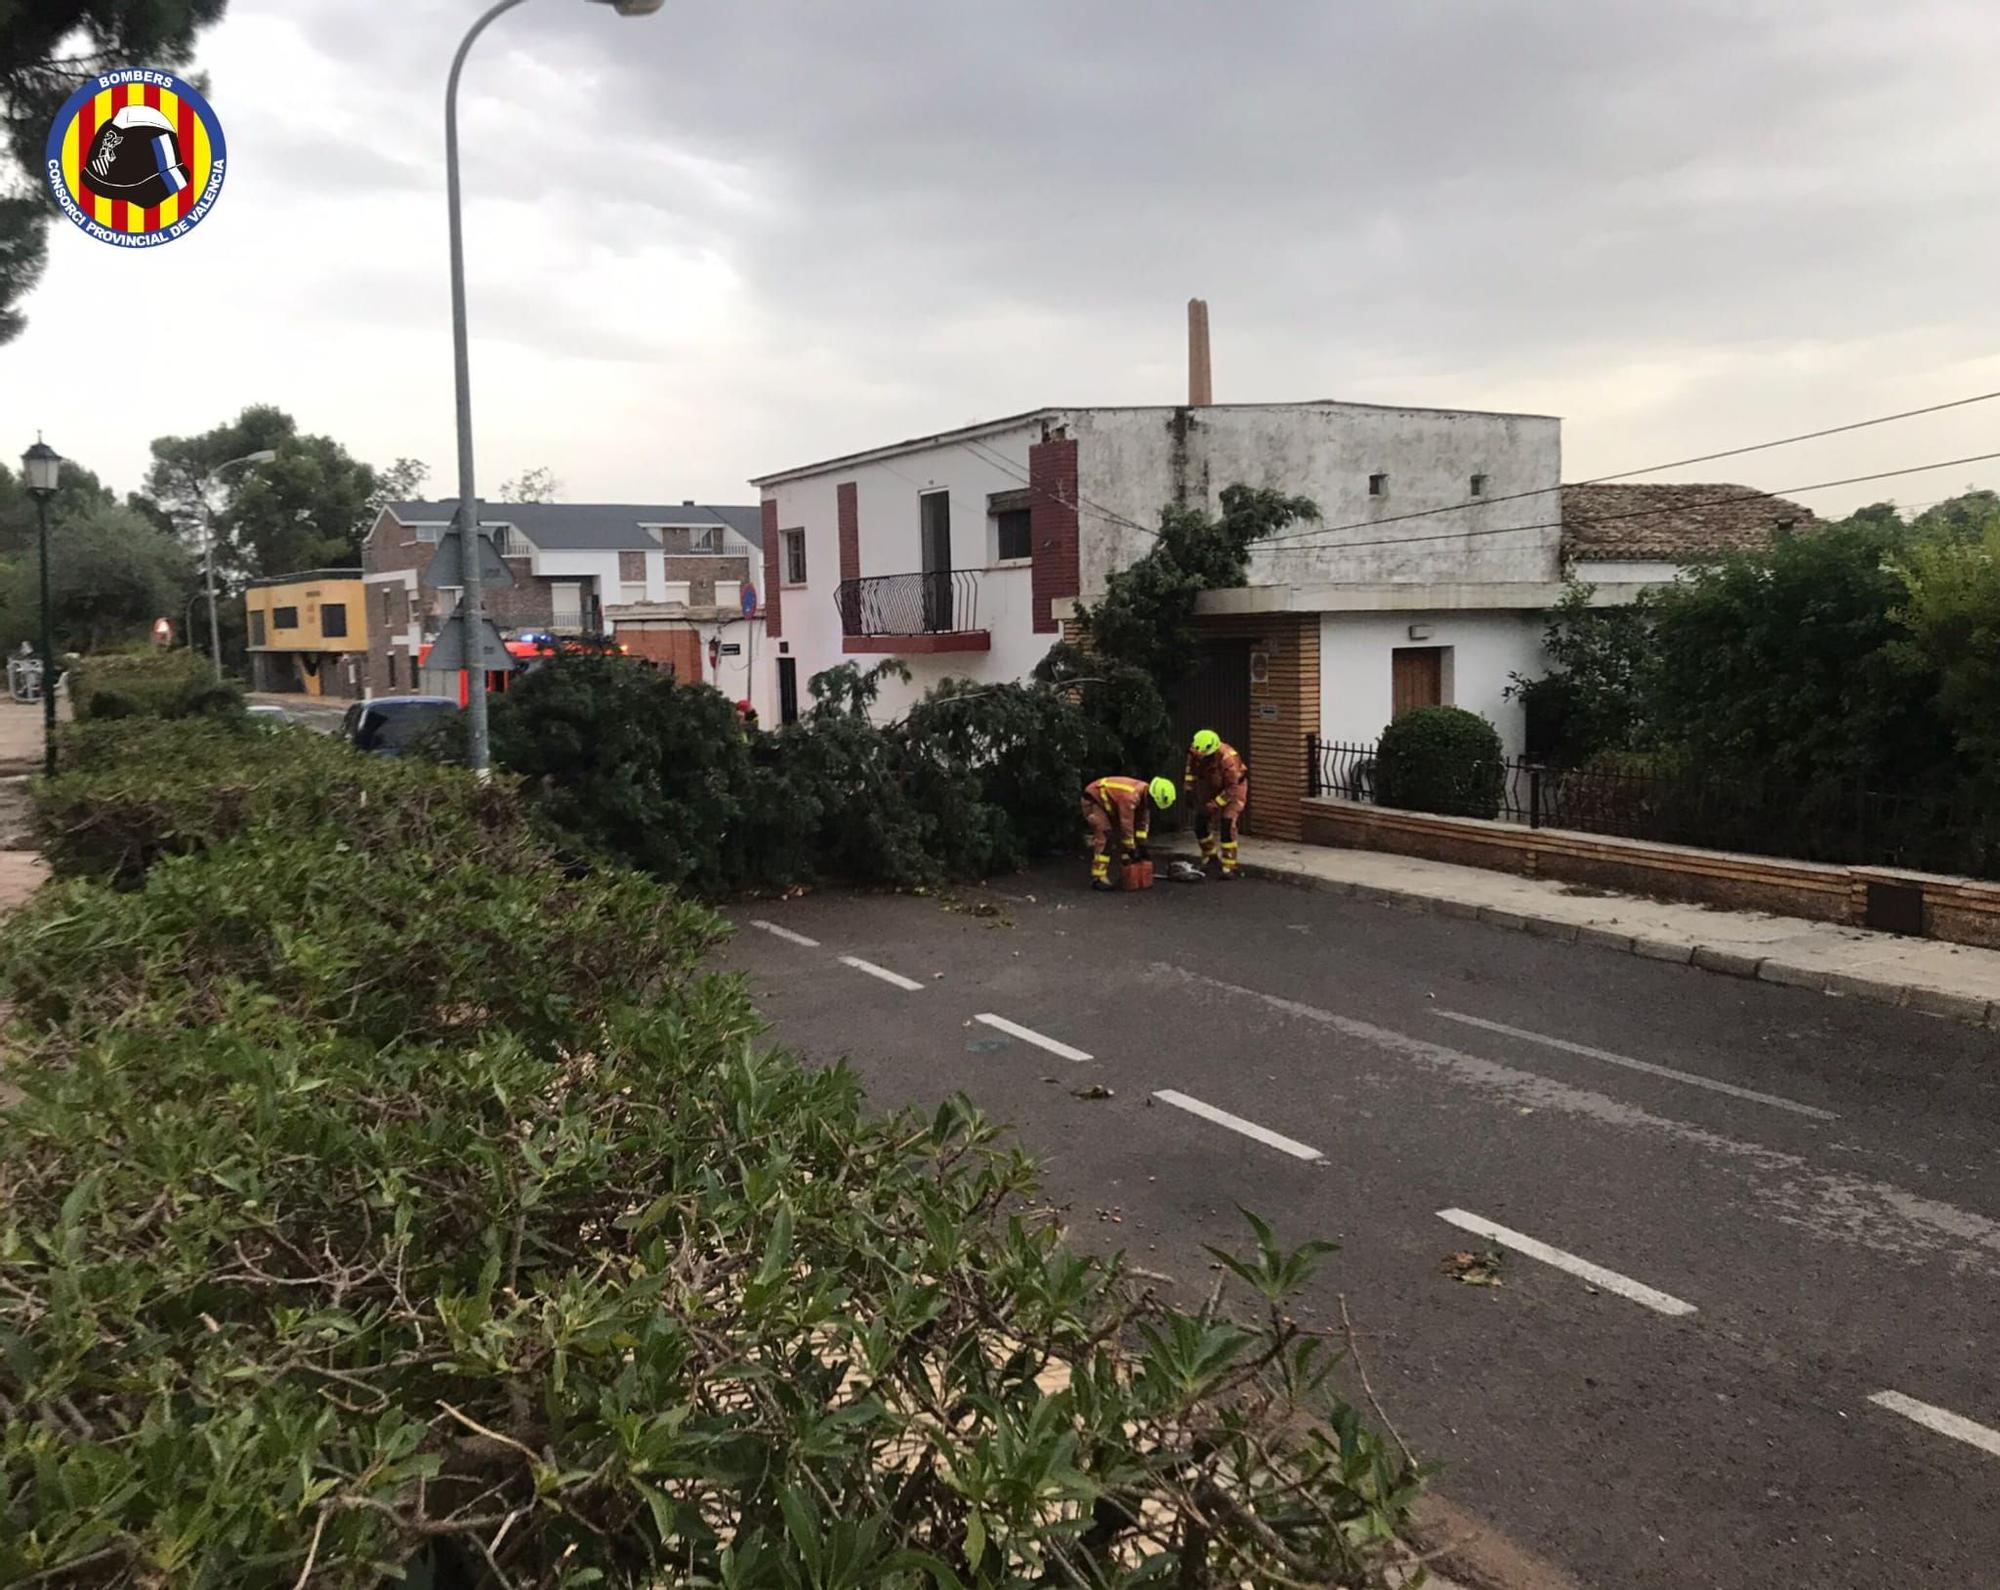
1255;385;2000;550
1264;450;2000;557
944;395;2000;559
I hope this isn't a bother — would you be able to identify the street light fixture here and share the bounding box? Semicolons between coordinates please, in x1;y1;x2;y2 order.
447;0;662;774
200;447;278;681
20;438;61;778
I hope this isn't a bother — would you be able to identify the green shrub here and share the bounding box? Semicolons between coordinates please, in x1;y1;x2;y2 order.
70;649;244;721
2;824;718;1051
1375;705;1506;819
0;720;1425;1586
0;1005;1420;1587
39;718;519;885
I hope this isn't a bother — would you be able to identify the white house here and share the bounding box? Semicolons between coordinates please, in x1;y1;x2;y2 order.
750;400;1812;840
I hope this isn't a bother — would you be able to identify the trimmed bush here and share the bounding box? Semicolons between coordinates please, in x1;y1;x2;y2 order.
1374;705;1506;819
38;717;519;885
69;649;244;721
0;717;1426;1586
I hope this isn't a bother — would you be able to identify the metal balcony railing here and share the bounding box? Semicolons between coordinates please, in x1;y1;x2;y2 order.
833;570;982;636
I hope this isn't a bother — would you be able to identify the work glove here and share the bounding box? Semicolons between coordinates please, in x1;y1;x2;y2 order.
1213;794;1230;809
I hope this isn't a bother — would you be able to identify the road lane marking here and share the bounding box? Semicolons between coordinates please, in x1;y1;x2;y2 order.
974;1013;1092;1062
748;919;820;948
1152;1090;1324;1162
838;955;925;992
1868;1391;2000;1460
1437;1208;1697;1317
1433;1009;1837;1121
1154;963;2000;1276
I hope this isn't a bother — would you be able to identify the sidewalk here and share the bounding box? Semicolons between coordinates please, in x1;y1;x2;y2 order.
1173;834;2000;1029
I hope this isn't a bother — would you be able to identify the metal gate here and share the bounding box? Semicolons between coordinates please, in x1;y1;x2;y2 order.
1169;640;1252;831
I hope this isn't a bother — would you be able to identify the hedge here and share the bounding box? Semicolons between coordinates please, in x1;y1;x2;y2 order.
69;649;244;722
0;718;1426;1586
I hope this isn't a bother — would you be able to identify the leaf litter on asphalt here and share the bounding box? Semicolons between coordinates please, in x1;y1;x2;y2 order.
1443;1248;1505;1287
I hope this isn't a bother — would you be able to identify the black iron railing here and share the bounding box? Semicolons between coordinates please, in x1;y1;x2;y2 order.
833;570;982;637
1307;734;2000;881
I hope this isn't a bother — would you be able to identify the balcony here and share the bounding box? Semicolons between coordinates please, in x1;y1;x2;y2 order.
833;570;990;654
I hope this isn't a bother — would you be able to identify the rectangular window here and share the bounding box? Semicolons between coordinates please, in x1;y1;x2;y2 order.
778;657;799;725
494;525;531;557
1368;473;1389;498
690;524;721;554
782;528;807;585
379;587;393;628
988;489;1033;563
550;582;584;633
415;524;442;544
388;653;398;689
249;611;266;646
1469;473;1488;497
273;606;299;630
321;603;348;638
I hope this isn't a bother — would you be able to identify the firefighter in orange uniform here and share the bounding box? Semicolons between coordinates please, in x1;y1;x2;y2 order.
1184;729;1248;878
1082;774;1179;891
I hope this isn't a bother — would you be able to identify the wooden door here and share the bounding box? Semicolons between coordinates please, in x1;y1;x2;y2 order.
1169;640;1253;829
919;492;952;632
1391;646;1443;718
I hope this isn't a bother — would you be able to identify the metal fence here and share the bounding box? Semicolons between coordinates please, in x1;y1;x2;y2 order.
833;570;982;637
1307;735;2000;880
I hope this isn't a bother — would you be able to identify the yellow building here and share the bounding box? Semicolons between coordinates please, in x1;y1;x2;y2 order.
244;569;369;698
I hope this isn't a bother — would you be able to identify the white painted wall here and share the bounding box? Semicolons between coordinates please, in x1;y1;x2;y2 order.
755;419;1056;721
1572;559;1684;587
606;611;775;724
1319;610;1548;759
1069;403;1562;597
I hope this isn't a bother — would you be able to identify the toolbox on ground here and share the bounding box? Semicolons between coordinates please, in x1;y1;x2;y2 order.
1119;859;1154;891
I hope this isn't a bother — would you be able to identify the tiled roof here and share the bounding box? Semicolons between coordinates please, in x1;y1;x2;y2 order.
1562;483;1815;562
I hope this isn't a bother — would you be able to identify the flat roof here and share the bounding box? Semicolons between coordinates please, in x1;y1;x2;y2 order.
750;399;1562;488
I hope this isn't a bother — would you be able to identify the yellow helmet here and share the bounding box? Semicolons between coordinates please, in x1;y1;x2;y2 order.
1149;776;1178;809
1191;729;1221;756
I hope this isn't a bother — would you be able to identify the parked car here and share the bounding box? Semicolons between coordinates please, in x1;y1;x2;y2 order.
339;696;461;757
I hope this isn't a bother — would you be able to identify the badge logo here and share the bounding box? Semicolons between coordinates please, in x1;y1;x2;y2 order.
44;69;226;248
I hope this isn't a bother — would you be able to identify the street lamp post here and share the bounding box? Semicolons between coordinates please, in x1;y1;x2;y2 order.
20;438;62;778
201;448;277;682
446;0;664;774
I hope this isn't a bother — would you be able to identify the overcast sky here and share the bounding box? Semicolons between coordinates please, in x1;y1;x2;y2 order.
6;0;2000;516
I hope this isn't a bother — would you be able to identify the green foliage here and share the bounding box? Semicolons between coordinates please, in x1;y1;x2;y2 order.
0;454;119;558
1645;518;1950;790
491;652;815;893
142;405;380;578
0;502;192;654
1375;705;1506;819
495;655;1155;895
67;649;241;726
1507;581;1655;766
0;0;230;342
0;716;1424;1586
1033;643;1177;783
1075;485;1318;689
37;716;513;884
1893;518;2000;770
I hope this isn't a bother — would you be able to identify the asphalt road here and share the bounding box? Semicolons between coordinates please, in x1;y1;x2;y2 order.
718;861;2000;1589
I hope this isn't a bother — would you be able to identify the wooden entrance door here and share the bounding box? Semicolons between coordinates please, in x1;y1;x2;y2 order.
1391;646;1444;719
1170;640;1253;829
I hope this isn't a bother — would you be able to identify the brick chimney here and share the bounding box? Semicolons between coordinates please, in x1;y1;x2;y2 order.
1187;297;1213;406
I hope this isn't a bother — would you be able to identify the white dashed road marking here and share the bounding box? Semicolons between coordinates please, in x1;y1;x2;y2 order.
974;1013;1093;1062
1152;1090;1324;1162
1868;1391;2000;1460
1438;1208;1698;1317
1434;1009;1837;1121
838;955;925;992
747;919;820;948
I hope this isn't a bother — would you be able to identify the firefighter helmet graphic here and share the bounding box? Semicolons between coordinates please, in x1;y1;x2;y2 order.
83;104;188;208
44;69;226;247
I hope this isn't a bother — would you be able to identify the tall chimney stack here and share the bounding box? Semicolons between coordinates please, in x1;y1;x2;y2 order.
1187;297;1212;406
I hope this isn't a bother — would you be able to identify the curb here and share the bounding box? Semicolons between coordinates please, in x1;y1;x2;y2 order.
1230;857;1998;1032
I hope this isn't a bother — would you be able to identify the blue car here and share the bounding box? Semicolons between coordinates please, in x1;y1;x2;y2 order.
339;696;461;757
